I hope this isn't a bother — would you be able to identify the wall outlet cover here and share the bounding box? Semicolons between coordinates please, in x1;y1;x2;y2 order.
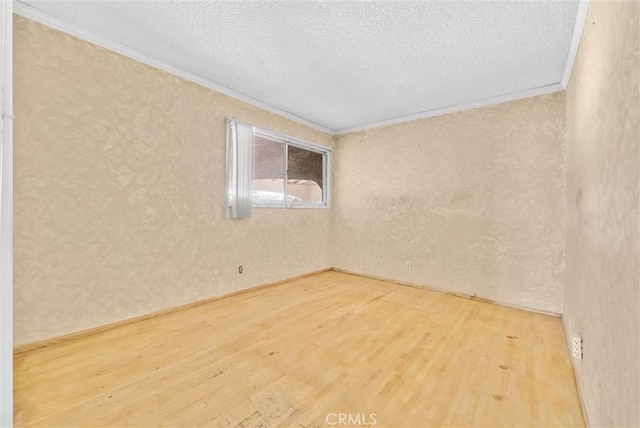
572;336;582;359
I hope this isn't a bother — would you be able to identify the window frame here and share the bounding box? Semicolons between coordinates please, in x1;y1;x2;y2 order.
251;127;331;209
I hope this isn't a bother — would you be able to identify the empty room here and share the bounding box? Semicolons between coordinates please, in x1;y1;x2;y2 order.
0;0;638;427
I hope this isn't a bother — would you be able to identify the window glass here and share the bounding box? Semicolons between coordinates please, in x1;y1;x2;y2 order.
253;136;286;202
225;117;331;213
287;146;323;203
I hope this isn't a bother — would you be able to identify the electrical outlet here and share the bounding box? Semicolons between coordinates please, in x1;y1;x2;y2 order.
238;265;243;274
405;261;412;270
572;336;582;359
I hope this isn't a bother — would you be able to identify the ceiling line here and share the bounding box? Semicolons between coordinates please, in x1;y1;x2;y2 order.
13;0;587;137
13;0;336;136
334;82;565;136
562;0;590;89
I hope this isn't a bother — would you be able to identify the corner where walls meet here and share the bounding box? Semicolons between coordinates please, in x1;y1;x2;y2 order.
15;14;567;345
13;16;334;345
331;93;567;315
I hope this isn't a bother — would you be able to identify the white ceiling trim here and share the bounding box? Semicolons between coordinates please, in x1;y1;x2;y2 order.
561;0;590;89
334;82;565;135
13;1;336;136
14;0;587;137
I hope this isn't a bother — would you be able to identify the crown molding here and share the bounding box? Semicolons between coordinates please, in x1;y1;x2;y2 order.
334;83;565;135
14;0;584;138
561;0;590;89
13;1;336;136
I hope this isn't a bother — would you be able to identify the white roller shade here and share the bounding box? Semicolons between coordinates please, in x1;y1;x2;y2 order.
225;118;253;218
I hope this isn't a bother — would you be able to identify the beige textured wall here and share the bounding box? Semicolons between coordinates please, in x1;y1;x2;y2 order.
564;1;639;426
332;93;566;314
13;16;333;345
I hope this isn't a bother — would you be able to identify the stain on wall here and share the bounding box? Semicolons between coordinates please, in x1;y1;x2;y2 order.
332;93;566;314
13;16;333;345
564;1;639;426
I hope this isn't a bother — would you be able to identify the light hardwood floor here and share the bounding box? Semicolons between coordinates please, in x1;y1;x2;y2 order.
14;271;584;427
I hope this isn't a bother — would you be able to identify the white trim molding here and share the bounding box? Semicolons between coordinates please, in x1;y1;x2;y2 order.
13;1;335;136
13;1;587;137
1;0;14;426
334;83;565;135
561;0;590;89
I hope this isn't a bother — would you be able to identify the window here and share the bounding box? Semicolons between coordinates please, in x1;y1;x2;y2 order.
225;118;331;218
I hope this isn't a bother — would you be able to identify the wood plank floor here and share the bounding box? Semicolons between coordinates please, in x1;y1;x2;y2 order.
14;271;584;427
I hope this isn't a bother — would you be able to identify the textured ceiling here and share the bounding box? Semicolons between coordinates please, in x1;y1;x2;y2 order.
17;0;581;134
